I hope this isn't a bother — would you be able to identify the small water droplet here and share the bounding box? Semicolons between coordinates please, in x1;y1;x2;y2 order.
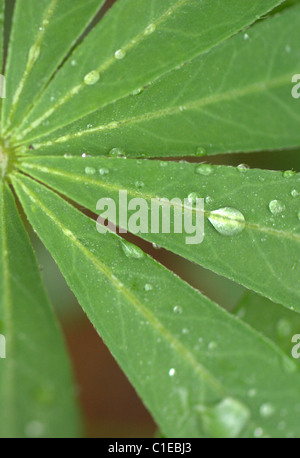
187;192;199;204
182;328;189;335
196;163;213;176
208;207;246;236
28;45;40;63
132;87;143;96
291;189;299;198
276;318;292;338
208;341;217;350
135;181;144;189
63;153;72;158
248;389;257;398
85;166;96;175
173;305;182;314
144;23;156;35
286;45;291;53
109;147;126;158
144;283;153;292
71;59;77;66
244;33;249;40
99;167;109;176
259;403;275;418
25;421;44;438
254;427;263;438
152;242;161;249
237;164;249;173
121;240;144;259
114;49;126;60
169;368;176;377
84;70;100;85
268;200;285;215
87;123;93;129
196;147;206;156
198;398;250;438
283;170;295;178
160;161;168;167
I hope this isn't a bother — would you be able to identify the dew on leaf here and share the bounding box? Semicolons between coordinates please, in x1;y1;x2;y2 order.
268;200;285;215
187;192;199;204
109;147;126;158
84;70;100;85
114;49;126;60
237;164;249;173
259;403;275;418
198;397;250;438
195;163;213;176
196;147;206;156
168;368;176;377
173;305;182;315
283;170;295;178
144;283;153;292
99;168;109;176
121;240;144;259
84;166;96;175
208;207;246;236
291;189;298;198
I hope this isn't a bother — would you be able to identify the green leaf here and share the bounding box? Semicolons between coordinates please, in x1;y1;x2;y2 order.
11;172;300;438
234;292;300;357
19;156;300;311
0;0;4;72
0;182;80;438
11;0;285;146
1;0;103;133
16;2;300;157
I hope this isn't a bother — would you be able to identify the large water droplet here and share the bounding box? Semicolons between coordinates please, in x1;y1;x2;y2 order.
269;200;285;215
121;240;144;259
198;398;250;438
195;163;213;176
84;70;100;85
208;207;246;236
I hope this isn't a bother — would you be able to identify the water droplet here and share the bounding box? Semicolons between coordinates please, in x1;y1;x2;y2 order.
71;59;77;66
85;166;96;175
260;403;275;418
87;123;93;129
198;398;250;438
84;70;100;85
291;189;299;198
196;163;213;176
132;87;143;96
283;170;295;178
254;427;263;438
114;49;126;60
208;207;246;236
25;421;44;438
135;181;144;189
169;368;176;377
237;164;249;173
160;161;168;167
152;242;161;249
248;389;257;398
109;147;126;158
144;23;156;35
99;167;109;176
182;328;189;335
121;240;144;259
144;283;153;292
28;45;40;64
205;196;213;204
81;153;91;158
268;200;285;215
286;45;291;53
173;305;182;314
196;147;206;156
244;33;249;40
276;318;292;338
187;192;199;204
208;341;217;350
63;153;72;158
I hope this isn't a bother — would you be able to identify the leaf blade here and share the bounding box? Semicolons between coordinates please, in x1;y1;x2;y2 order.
12;172;300;438
0;182;80;438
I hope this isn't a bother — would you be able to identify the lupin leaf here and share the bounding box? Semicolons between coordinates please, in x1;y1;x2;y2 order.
0;182;79;438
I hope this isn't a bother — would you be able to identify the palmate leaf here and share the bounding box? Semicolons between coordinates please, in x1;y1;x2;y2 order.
11;173;300;439
13;1;300;156
8;0;285;146
0;182;79;438
1;0;103;133
234;292;300;357
18;157;300;311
